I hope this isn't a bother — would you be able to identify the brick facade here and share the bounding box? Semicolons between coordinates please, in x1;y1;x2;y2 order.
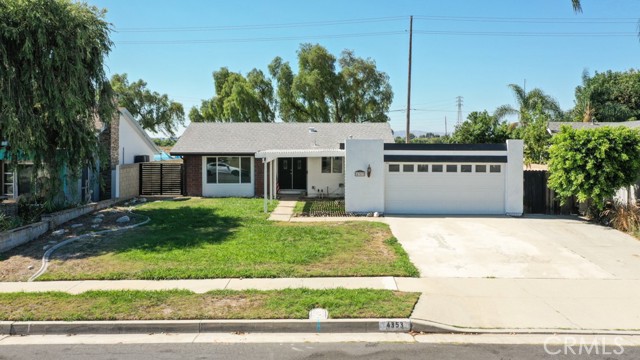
254;158;272;197
98;112;120;200
184;155;202;196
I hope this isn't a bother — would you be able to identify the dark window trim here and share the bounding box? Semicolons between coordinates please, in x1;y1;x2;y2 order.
384;143;507;151
172;152;254;157
384;155;507;163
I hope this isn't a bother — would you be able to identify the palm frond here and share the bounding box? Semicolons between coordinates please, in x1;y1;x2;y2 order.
493;104;518;121
572;0;582;13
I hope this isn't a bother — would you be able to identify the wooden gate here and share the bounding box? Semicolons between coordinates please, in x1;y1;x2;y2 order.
523;170;576;214
139;162;184;196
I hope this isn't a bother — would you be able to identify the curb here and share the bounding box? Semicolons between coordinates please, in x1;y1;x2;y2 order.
3;319;639;336
0;319;411;336
410;319;640;336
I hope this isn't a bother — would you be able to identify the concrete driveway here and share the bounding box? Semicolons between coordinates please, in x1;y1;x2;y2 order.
385;215;640;279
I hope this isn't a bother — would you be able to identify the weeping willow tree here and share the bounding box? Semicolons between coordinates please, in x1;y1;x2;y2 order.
0;0;114;204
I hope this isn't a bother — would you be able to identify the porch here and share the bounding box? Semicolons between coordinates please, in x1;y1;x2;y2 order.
255;148;345;213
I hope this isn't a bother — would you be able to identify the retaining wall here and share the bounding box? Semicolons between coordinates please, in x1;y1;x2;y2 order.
0;199;117;253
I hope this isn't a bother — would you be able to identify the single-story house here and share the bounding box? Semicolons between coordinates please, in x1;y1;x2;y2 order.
171;122;523;215
547;120;640;135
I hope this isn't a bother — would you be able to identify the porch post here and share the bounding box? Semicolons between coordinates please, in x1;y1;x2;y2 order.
263;159;268;213
270;159;275;202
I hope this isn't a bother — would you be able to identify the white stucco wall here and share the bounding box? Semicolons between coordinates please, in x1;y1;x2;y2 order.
306;157;345;198
505;139;524;215
118;114;157;164
201;156;255;197
345;139;385;213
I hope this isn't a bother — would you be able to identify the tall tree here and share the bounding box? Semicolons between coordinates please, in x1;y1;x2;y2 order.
190;68;275;123
0;0;114;201
269;44;393;123
450;111;510;144
494;84;563;122
571;69;640;123
110;73;185;136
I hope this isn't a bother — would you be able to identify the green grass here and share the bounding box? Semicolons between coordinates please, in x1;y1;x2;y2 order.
38;198;418;280
0;289;420;321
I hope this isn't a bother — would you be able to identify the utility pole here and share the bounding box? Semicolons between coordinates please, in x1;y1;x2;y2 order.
444;116;448;136
405;15;413;144
456;96;463;125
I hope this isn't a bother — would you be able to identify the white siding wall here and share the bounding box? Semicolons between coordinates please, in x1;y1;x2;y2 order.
201;156;255;197
118;115;157;164
345;139;385;213
306;157;345;198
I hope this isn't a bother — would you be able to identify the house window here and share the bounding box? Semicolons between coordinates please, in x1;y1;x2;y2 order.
490;165;501;173
331;157;343;173
206;156;252;184
475;165;487;173
432;164;443;172
17;165;33;195
446;164;457;173
3;163;13;197
388;164;400;172
417;164;428;172
461;165;472;173
321;157;343;174
403;164;414;172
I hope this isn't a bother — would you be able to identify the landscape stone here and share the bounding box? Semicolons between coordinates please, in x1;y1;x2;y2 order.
116;215;130;223
92;218;103;224
52;229;65;236
70;223;83;228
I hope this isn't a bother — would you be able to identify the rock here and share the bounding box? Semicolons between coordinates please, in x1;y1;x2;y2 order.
52;229;65;236
123;202;130;206
373;212;380;218
116;215;130;223
70;223;84;228
48;240;57;244
95;214;105;218
27;265;34;270
43;245;51;251
92;218;103;224
139;198;147;203
130;198;137;204
91;224;100;229
366;212;373;217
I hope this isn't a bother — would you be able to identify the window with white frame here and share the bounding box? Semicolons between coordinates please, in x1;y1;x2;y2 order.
206;156;252;184
321;157;343;174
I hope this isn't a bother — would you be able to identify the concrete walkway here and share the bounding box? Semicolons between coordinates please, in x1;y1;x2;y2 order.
267;199;296;221
3;277;640;331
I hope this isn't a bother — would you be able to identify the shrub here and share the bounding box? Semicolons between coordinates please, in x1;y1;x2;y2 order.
600;201;640;233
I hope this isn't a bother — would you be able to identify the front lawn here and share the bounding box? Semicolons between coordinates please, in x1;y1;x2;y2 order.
0;289;420;320
37;198;418;280
293;199;348;217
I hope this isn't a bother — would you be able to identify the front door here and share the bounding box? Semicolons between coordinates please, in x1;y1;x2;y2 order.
277;158;307;190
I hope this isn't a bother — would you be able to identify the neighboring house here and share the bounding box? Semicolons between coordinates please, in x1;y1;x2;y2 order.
0;108;160;203
547;120;640;135
96;108;161;200
171;122;524;215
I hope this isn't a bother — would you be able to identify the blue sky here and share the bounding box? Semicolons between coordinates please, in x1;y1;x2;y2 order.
89;0;640;135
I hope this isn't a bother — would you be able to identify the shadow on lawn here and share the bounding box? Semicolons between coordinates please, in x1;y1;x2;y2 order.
5;205;243;262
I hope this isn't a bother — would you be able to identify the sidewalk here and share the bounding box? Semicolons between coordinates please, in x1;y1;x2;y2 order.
3;277;640;332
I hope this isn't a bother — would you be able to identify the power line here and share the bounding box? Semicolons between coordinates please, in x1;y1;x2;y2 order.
413;15;637;24
116;31;406;45
116;16;407;32
414;30;636;37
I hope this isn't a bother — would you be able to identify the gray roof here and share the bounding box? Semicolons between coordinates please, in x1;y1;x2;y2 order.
171;122;395;155
548;121;640;134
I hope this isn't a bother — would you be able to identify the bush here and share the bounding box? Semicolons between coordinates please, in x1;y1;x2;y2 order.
599;201;640;232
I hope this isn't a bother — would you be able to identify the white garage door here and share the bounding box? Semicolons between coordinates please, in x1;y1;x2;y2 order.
384;163;505;214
